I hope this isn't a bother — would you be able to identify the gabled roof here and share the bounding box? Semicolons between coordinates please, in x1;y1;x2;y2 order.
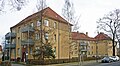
72;32;94;41
72;32;111;41
94;32;112;40
11;7;72;29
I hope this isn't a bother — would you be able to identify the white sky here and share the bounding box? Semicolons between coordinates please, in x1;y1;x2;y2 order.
1;0;120;44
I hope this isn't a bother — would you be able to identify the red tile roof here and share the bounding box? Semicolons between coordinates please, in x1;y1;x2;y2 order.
94;32;112;40
11;7;72;29
72;32;94;40
72;32;111;41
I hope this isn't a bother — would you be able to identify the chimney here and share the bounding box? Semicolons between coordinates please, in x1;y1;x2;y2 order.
97;32;99;34
86;32;88;36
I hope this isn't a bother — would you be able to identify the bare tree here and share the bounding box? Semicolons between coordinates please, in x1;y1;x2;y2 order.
62;0;80;32
0;0;5;12
62;0;80;62
36;0;47;11
97;9;120;56
0;0;28;11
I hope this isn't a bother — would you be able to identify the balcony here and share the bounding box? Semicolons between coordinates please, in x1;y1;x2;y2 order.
80;43;87;46
21;25;34;33
21;39;34;46
80;49;88;52
80;46;87;51
5;32;16;40
5;43;16;49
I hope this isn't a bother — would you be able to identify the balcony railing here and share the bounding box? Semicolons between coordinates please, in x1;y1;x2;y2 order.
5;43;16;49
21;39;34;46
21;25;34;33
5;32;16;40
80;48;88;51
80;43;87;46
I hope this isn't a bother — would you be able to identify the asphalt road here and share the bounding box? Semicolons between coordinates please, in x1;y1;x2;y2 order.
84;61;120;66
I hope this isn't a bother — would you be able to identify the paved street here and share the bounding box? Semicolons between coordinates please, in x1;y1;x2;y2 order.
91;61;120;66
11;60;120;66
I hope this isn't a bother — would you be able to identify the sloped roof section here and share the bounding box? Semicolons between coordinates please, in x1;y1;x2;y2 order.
72;32;94;40
11;7;72;29
94;32;112;40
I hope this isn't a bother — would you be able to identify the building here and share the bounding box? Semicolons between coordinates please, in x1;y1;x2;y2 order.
71;32;92;58
88;32;113;57
5;7;72;61
71;32;117;58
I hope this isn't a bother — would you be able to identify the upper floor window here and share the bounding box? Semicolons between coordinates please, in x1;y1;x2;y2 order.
45;32;48;40
35;33;40;40
31;22;34;27
54;34;56;42
44;19;49;26
54;22;57;28
30;47;32;54
18;37;20;44
18;27;20;33
37;20;41;26
17;48;20;55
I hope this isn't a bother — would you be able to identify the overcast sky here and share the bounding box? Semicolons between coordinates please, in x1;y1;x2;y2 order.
0;0;120;44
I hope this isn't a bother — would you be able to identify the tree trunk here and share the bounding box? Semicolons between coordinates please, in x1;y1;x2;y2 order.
112;35;115;56
119;41;120;56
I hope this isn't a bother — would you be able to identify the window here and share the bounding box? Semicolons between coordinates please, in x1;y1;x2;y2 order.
44;19;49;26
91;46;93;49
92;51;93;54
54;34;56;42
31;22;34;27
17;48;20;55
35;33;40;40
18;27;20;33
45;32;48;40
88;51;90;55
18;37;20;44
37;20;41;26
53;47;56;56
30;48;32;54
54;22;57;28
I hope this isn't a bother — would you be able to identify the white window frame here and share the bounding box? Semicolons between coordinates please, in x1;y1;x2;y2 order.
54;34;56;42
54;22;57;28
45;32;49;40
31;22;34;27
44;19;49;26
37;20;41;26
30;48;32;54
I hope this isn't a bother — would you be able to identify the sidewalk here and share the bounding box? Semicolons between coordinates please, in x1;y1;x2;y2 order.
12;60;101;66
32;60;101;66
